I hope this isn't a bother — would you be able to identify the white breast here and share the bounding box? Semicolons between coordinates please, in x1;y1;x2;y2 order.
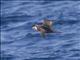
32;26;38;30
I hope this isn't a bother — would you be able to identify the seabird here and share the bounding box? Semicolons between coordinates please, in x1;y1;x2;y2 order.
32;19;58;37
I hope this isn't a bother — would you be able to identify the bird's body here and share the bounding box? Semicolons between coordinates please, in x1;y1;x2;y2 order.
41;25;53;33
32;19;56;37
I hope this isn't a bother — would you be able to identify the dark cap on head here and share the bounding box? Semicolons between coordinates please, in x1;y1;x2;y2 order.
32;24;36;27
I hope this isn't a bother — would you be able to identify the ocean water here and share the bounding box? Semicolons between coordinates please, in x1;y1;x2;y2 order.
1;1;80;60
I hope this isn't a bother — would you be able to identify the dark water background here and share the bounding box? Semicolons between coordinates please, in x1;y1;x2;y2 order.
1;1;80;60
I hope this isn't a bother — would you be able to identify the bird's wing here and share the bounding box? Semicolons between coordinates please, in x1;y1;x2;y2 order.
43;19;53;27
38;27;46;38
41;32;45;38
38;27;45;32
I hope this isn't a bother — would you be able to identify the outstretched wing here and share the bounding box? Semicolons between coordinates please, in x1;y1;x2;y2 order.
41;32;46;38
38;27;46;38
43;19;53;27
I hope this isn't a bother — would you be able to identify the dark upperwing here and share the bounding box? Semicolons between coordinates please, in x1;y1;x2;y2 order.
43;19;53;28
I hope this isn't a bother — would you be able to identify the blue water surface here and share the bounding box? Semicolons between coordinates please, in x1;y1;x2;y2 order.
1;1;80;60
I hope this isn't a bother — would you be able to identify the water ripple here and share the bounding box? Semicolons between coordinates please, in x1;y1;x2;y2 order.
1;1;80;60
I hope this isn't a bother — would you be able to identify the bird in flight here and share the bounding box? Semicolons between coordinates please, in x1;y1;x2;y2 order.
32;19;59;37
